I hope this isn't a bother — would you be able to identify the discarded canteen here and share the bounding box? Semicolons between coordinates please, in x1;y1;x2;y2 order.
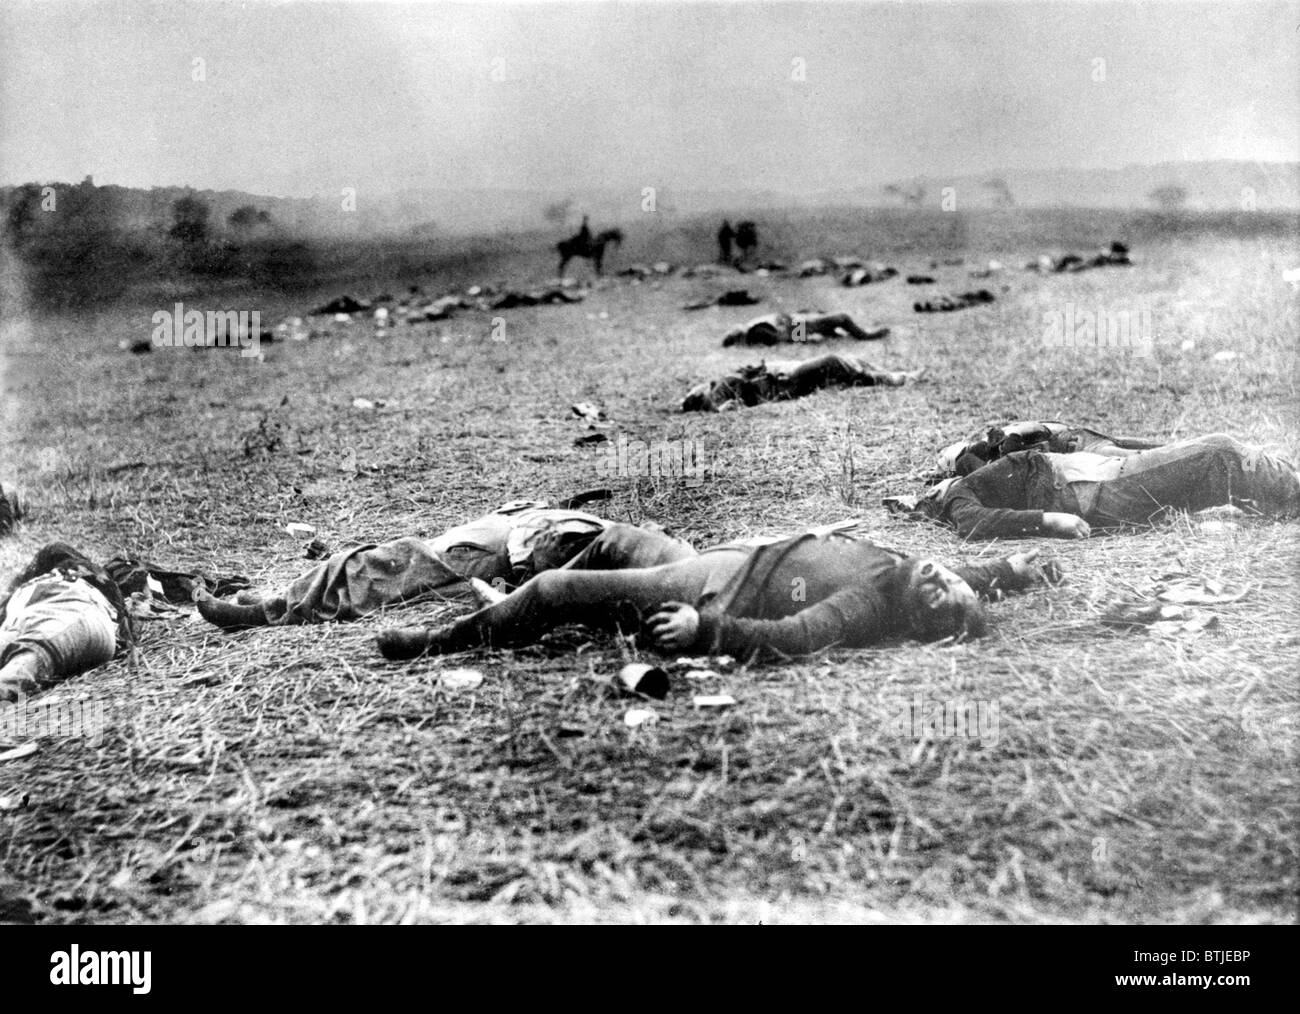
284;522;316;537
624;708;659;728
616;663;669;700
693;694;736;709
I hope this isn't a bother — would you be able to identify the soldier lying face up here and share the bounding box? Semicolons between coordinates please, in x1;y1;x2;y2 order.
0;544;134;702
377;523;1059;662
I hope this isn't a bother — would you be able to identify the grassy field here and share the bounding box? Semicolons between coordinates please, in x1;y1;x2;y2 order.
0;208;1296;924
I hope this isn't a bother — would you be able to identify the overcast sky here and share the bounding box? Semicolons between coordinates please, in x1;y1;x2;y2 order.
2;0;1297;197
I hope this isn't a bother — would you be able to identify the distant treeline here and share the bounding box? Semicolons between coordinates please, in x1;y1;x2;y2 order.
1;178;317;308
0;177;550;310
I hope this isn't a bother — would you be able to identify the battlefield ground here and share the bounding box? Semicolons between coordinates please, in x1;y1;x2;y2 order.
1;206;1296;923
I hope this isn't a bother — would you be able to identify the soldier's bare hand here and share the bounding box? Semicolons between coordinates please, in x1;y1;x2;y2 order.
1043;513;1091;539
647;602;699;651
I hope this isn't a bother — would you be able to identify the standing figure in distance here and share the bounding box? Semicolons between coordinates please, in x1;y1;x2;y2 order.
717;219;735;265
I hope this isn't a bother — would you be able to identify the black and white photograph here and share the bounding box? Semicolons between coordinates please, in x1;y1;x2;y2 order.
0;0;1296;950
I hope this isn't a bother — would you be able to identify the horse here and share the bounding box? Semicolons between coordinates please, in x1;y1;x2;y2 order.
557;227;624;276
734;221;758;265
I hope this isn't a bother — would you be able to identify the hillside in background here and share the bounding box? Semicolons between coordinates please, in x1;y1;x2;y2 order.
902;161;1300;212
3;161;1297;242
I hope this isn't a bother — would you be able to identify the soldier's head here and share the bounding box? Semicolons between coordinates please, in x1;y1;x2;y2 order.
721;325;747;347
681;379;724;413
904;558;986;641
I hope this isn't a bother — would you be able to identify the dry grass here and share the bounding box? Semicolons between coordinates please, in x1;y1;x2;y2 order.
0;208;1296;923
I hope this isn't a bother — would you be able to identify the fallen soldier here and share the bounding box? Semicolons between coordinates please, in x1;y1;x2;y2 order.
1026;242;1131;274
408;295;468;321
899;434;1300;539
799;255;878;278
681;354;923;413
680;264;731;279
914;289;996;313
311;295;370;316
0;544;134;702
194;500;638;629
376;524;1059;662
933;420;1164;479
489;287;586;310
618;263;675;281
683;289;762;311
1088;241;1132;267
968;260;1004;279
841;264;899;287
721;311;889;347
463;518;865;596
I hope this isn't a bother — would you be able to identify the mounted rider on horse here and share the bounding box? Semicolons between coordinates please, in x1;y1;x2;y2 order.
557;216;624;275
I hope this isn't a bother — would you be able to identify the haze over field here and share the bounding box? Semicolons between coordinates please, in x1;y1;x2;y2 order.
2;1;1298;233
